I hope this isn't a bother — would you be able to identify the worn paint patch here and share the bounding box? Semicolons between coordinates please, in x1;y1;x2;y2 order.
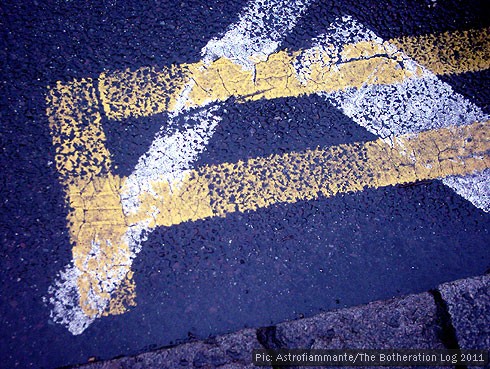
442;168;490;212
315;17;489;211
46;8;490;335
98;65;192;121
201;121;490;216
201;0;313;70
46;79;111;180
390;27;490;75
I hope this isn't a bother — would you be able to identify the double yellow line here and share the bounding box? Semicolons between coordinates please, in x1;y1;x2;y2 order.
46;27;490;318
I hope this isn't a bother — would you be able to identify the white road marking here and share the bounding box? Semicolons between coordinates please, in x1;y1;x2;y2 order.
51;0;312;335
295;16;489;211
48;263;94;335
202;0;312;71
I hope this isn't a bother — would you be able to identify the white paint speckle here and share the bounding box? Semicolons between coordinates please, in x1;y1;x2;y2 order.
298;16;489;212
49;0;313;335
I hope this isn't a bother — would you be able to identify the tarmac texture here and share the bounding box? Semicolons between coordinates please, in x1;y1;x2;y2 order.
1;0;489;367
75;275;489;368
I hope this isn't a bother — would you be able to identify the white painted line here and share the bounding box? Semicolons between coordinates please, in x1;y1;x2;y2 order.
202;0;312;71
52;0;312;335
296;16;489;211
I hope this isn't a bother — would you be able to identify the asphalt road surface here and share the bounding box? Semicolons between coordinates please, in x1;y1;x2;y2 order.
1;0;489;367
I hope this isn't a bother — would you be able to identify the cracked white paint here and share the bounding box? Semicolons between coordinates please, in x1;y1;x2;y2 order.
202;0;312;71
301;16;489;211
47;0;313;336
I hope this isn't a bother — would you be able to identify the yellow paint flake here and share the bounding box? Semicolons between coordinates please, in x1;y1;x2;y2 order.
46;79;111;181
103;270;137;317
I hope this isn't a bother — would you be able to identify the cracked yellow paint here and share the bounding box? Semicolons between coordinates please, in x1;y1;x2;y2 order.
390;27;490;75
67;174;134;317
99;41;422;119
46;80;136;318
201;121;490;216
46;26;490;322
96;27;489;121
130;171;214;228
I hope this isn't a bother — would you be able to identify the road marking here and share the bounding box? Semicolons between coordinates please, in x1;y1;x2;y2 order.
97;26;489;120
60;120;490;320
137;120;489;218
46;79;111;180
48;0;313;335
314;17;489;211
45;5;490;334
120;0;315;304
200;0;313;70
390;27;490;75
66;119;490;226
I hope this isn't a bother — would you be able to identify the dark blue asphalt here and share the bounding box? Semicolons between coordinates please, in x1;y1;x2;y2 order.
1;0;489;367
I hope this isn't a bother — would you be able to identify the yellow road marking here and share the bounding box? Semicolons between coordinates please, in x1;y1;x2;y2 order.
62;120;489;318
69;120;488;227
46;81;136;317
97;27;490;121
203;121;489;215
46;79;111;181
98;40;418;120
390;28;490;75
46;27;490;319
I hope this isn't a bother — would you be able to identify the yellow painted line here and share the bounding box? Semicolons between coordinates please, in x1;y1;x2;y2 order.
46;79;111;181
98;41;418;120
390;27;490;76
61;120;489;318
46;81;136;317
97;27;490;121
201;121;489;215
79;120;489;226
46;27;490;320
